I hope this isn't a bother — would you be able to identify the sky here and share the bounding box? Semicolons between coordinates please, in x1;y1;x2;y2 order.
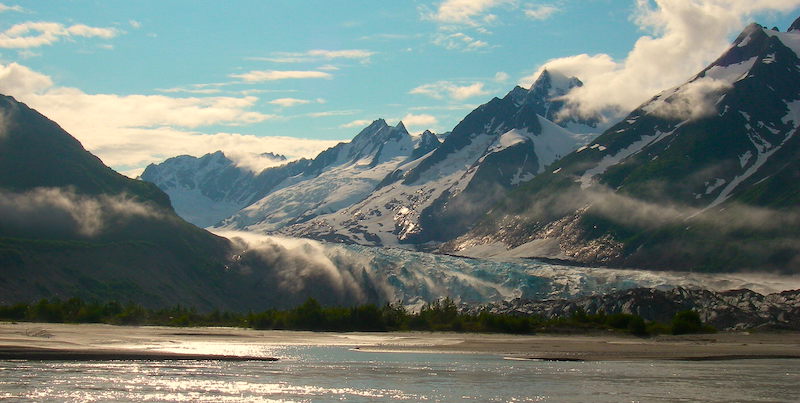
0;0;799;176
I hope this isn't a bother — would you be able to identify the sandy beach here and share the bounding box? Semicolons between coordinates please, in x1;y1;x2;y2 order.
0;322;798;362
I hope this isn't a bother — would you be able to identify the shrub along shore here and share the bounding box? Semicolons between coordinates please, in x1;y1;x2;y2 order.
0;297;715;336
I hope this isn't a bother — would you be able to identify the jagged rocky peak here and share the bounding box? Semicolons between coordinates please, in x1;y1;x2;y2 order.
395;120;408;134
411;129;442;160
789;15;800;32
419;130;440;145
260;152;287;161
530;68;583;97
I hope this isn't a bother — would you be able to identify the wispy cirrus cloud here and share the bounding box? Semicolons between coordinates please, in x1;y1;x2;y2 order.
231;70;332;82
432;32;488;51
248;49;375;64
0;22;117;48
307;110;360;118
0;3;23;13
269;97;326;107
410;80;489;101
524;4;560;20
340;119;373;128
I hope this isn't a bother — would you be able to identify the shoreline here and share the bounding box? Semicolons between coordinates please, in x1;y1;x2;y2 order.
1;322;798;362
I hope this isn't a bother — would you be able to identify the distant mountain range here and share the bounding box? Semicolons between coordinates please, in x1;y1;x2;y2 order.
133;18;800;274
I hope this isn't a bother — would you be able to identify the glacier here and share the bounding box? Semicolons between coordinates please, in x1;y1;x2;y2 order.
216;231;800;311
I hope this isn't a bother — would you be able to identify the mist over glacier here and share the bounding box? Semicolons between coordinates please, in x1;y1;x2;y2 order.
214;230;800;310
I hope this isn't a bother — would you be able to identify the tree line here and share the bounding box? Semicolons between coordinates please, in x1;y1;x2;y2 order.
0;297;714;336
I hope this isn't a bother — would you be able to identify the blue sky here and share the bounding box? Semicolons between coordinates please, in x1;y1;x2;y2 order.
1;0;798;175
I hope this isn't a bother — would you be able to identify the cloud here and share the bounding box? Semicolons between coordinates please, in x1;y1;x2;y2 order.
224;150;290;173
425;0;513;26
432;32;489;51
231;70;331;82
0;62;341;171
0;22;117;48
248;49;375;64
340;119;373;128
643;76;733;120
307;110;359;118
0;3;23;13
520;0;800;120
0;187;165;238
268;97;311;107
156;86;222;95
129;20;142;29
398;113;438;131
410;80;489;101
494;71;510;82
215;231;389;306
523;4;559;20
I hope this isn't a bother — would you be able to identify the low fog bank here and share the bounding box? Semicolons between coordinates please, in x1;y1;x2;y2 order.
213;230;800;310
0;187;165;238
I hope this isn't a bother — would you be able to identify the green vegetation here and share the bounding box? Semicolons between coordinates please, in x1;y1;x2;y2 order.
0;297;715;337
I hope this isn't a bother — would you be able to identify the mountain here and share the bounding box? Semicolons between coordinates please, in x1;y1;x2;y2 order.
215;120;436;232
448;21;800;273
0;94;238;308
140;151;310;228
278;81;596;246
513;68;604;136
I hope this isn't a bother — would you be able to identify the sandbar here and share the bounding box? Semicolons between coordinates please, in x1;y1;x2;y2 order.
0;322;798;362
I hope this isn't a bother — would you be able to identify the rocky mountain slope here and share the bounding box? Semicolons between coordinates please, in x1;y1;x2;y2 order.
448;20;800;273
277;75;598;246
215;120;441;233
0;94;238;308
140;151;310;228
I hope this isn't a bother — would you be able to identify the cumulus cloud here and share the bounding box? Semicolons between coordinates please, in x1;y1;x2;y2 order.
0;62;341;172
0;187;165;238
432;32;489;51
520;0;800;120
524;4;560;20
410;80;489;101
398;113;438;132
425;0;513;26
231;70;332;82
494;71;510;82
0;22;117;48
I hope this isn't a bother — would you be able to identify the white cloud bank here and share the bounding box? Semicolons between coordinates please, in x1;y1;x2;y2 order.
0;62;342;175
0;22;117;48
521;0;800;120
